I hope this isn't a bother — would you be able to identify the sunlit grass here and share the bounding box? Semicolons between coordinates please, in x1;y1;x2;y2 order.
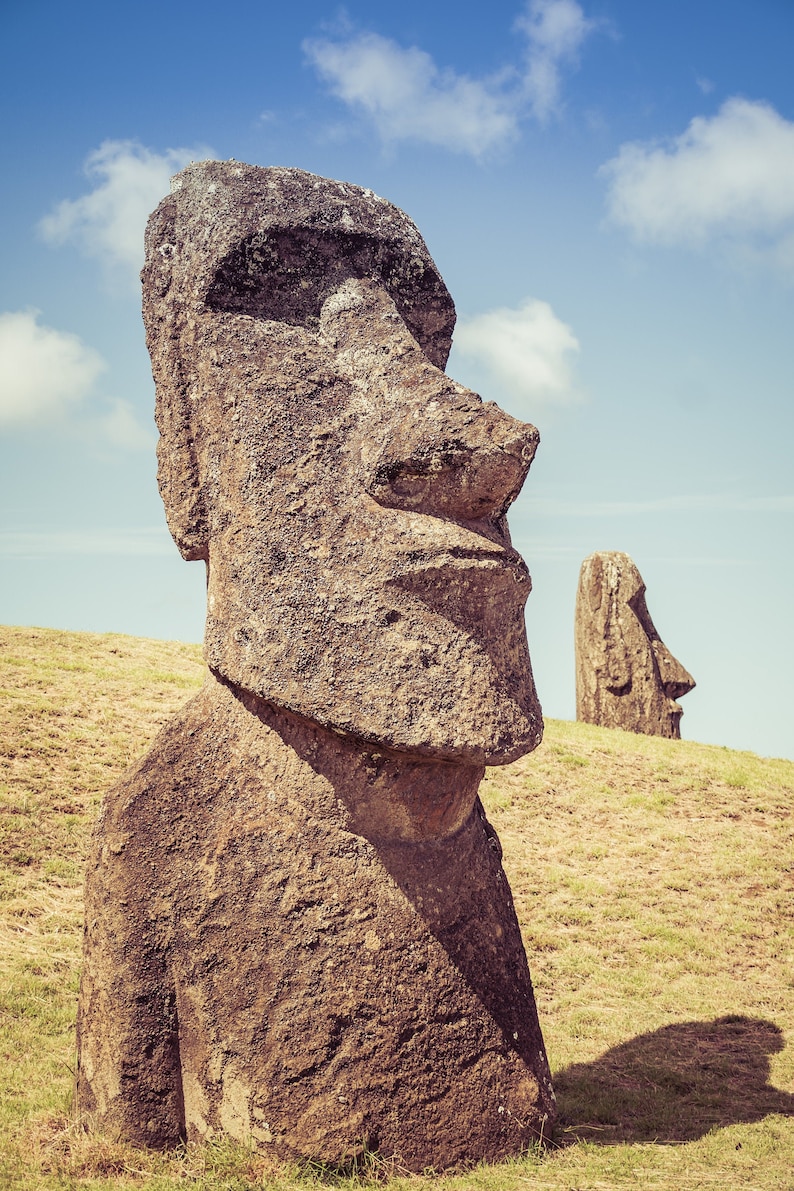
1;624;792;1189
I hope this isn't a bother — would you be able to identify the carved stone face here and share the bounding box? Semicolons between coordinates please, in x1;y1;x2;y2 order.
575;551;695;738
143;162;543;763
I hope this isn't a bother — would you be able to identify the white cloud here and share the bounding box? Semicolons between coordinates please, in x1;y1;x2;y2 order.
304;33;517;156
516;0;598;122
601;98;794;269
0;527;173;557
525;493;794;516
0;311;155;448
453;298;580;408
39;139;213;284
304;1;597;156
0;310;105;426
97;397;156;451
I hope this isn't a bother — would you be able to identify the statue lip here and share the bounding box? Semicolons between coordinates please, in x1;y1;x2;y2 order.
392;543;531;588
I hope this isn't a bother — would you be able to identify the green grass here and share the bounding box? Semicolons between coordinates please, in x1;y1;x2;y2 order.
1;624;792;1190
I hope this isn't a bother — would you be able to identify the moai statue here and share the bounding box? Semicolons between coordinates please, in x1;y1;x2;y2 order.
575;550;695;738
76;162;555;1171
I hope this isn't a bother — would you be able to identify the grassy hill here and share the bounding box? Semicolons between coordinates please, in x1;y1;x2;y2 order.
1;624;792;1190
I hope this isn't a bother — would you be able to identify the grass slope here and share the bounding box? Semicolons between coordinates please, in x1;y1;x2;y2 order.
1;624;792;1190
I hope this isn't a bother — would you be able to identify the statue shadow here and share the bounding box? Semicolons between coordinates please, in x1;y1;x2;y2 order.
553;1016;794;1145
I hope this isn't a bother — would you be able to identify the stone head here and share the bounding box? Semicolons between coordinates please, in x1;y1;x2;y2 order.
575;550;695;738
142;161;543;763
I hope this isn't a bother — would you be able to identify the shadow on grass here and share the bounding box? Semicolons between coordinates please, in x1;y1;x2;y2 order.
553;1015;794;1145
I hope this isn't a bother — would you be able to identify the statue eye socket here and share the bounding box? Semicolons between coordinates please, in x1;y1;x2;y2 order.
204;228;454;369
627;587;659;643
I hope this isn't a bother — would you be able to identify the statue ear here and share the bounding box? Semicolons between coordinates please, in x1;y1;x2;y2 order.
582;553;632;694
155;410;209;562
604;615;632;693
143;197;209;562
604;557;633;693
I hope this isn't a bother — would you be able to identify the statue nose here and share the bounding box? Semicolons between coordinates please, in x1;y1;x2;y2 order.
652;642;696;701
364;399;538;520
320;279;539;521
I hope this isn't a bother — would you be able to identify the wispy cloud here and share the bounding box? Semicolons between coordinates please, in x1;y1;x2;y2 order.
513;535;754;567
525;493;794;516
0;527;174;557
452;298;580;410
304;32;517;155
304;0;598;157
516;0;598;123
39;139;213;287
600;97;794;273
0;310;104;426
0;309;155;448
98;397;156;451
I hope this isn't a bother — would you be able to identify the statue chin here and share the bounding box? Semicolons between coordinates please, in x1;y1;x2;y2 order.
203;588;543;765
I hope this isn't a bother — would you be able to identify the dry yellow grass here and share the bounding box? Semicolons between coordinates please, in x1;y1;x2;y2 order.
1;624;792;1190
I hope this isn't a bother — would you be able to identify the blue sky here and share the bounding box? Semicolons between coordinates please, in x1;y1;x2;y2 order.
1;0;792;760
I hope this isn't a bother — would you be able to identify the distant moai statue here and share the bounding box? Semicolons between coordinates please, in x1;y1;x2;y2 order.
75;161;556;1172
575;550;695;738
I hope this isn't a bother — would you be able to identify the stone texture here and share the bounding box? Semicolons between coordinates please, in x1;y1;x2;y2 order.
76;160;554;1170
143;160;542;763
575;551;695;738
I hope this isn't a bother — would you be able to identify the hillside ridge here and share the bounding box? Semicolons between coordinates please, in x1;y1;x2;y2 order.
1;623;792;1190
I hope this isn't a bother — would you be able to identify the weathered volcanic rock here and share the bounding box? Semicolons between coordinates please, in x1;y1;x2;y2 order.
575;550;695;738
76;161;555;1171
78;675;555;1169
